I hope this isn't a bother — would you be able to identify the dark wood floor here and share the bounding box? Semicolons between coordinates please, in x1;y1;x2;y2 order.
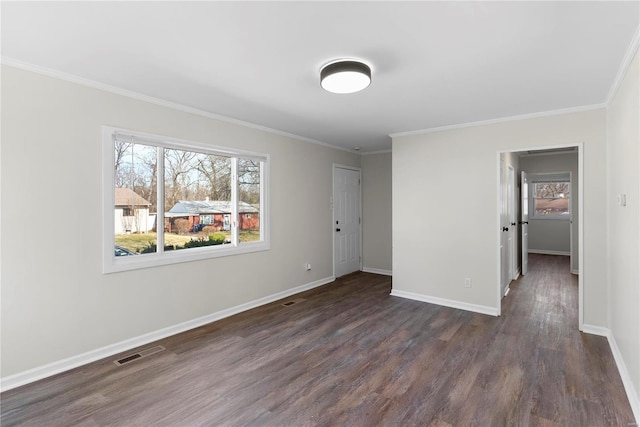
1;254;634;426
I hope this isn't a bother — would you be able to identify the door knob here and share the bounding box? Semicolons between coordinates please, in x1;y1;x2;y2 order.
502;227;509;232
511;222;516;226
336;228;341;232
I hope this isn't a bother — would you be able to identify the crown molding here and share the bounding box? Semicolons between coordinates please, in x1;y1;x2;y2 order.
360;149;392;155
389;104;605;139
519;150;577;159
605;25;640;105
0;56;358;154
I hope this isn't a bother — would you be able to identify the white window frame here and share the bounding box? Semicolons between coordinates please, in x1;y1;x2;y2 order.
103;126;270;273
529;172;571;220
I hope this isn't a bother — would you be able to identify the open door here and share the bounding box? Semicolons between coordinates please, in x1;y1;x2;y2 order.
500;158;510;296
520;171;529;275
508;165;517;280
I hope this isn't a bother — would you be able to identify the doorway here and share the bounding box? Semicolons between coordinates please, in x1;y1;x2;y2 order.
525;171;573;267
497;144;584;330
333;165;362;278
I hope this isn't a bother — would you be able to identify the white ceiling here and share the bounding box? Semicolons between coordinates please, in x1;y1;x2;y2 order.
2;1;638;153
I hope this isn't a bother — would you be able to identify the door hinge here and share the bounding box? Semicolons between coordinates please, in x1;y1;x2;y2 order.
359;217;361;224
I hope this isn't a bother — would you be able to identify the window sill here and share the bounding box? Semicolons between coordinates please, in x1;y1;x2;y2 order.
530;216;571;221
104;241;269;274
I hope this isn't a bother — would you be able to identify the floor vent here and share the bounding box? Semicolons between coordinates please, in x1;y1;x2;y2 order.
282;297;306;307
114;345;165;366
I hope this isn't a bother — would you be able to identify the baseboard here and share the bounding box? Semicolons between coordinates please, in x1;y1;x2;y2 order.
528;249;571;256
0;276;335;392
362;267;392;276
606;330;640;423
581;324;609;336
582;325;640;423
390;289;499;317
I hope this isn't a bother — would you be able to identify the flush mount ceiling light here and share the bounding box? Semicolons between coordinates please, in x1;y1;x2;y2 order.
320;60;371;94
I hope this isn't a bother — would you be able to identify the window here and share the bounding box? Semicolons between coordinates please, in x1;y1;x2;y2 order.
529;173;570;219
104;127;269;273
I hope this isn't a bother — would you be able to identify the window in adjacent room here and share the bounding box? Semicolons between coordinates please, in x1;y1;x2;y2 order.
529;173;570;220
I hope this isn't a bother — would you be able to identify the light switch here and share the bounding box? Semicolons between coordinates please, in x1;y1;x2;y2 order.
617;194;627;207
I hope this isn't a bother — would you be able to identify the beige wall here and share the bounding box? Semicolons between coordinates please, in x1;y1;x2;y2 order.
607;49;639;413
361;152;392;273
0;65;360;379
393;108;607;322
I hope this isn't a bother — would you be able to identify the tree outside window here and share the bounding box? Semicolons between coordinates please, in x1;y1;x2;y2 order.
532;181;570;217
105;127;269;273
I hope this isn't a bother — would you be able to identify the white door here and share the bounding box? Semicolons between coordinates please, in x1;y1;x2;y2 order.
508;165;517;280
521;171;529;275
334;167;361;277
569;172;573;273
500;158;510;296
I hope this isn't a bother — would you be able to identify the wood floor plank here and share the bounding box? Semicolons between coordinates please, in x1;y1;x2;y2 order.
1;255;635;426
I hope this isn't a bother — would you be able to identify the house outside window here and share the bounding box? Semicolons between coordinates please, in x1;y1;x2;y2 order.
104;127;269;273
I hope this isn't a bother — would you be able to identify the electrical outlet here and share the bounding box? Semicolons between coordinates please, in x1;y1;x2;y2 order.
305;263;312;271
464;278;472;288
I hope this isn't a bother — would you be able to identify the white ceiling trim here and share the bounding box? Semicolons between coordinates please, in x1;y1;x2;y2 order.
0;56;358;155
519;150;577;159
360;149;392;156
605;25;640;105
389;104;606;140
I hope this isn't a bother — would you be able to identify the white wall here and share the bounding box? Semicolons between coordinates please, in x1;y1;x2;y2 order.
393;108;607;322
520;152;579;268
527;219;571;253
0;65;360;380
607;49;639;417
361;152;392;274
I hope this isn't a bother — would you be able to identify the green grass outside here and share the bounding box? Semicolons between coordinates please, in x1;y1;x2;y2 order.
116;229;260;253
115;232;191;253
239;229;261;243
